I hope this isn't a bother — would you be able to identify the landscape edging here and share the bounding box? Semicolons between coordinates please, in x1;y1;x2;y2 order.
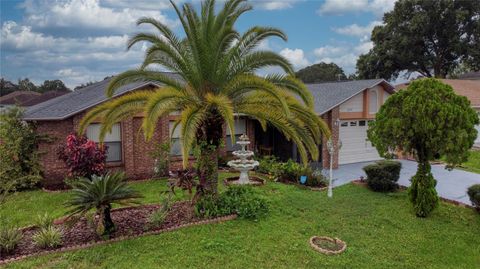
0;214;237;265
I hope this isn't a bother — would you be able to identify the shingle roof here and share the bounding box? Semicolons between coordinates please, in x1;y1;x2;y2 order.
308;79;394;115
23;73;182;120
0;91;41;106
395;79;480;108
24;75;393;120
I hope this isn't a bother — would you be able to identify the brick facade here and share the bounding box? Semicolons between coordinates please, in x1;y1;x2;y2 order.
33;114;255;188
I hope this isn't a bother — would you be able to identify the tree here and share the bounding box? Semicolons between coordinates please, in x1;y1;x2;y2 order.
295;62;347;83
368;78;479;217
65;173;142;237
356;0;480;80
79;0;330;196
17;78;37;92
0;107;43;193
38;80;70;93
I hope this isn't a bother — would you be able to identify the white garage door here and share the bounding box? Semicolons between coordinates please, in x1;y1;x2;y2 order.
338;120;382;165
475;124;480;144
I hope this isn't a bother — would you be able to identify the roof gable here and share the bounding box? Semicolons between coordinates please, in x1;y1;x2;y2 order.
308;79;394;115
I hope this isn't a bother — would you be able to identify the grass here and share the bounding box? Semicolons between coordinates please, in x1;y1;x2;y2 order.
2;173;480;268
459;150;480;174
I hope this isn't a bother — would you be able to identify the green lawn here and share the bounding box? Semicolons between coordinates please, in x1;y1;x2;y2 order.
2;173;480;269
459;150;480;174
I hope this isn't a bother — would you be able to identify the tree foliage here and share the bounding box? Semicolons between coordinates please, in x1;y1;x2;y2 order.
295;62;347;83
79;0;330;195
0;107;43;193
356;0;480;80
368;78;479;217
38;80;69;93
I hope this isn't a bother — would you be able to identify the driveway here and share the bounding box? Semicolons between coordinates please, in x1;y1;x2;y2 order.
332;160;480;205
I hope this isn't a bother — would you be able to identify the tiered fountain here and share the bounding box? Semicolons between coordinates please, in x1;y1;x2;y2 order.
226;134;261;185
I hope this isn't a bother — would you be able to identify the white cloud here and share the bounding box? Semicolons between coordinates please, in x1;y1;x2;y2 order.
317;0;396;16
1;21;56;50
256;0;302;10
279;48;310;69
313;41;374;74
313;46;346;59
21;0;177;36
333;21;382;37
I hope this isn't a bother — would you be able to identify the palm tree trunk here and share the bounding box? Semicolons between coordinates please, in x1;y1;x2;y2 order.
98;204;115;237
196;109;224;195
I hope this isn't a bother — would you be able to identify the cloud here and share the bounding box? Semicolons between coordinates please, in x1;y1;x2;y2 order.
279;48;310;69
20;0;177;37
256;0;302;10
317;0;396;16
333;21;382;37
313;41;374;74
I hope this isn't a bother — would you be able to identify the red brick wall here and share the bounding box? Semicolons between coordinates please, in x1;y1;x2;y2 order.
34;114;256;188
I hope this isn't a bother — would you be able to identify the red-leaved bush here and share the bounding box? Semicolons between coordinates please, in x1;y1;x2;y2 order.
57;133;107;178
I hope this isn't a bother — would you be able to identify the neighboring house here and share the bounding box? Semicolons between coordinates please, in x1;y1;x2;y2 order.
396;79;480;147
23;74;395;188
0;90;68;111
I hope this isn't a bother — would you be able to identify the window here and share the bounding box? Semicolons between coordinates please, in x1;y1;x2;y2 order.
169;121;182;156
349;121;357;127
86;123;122;162
369;89;378;113
340;122;348;127
226;119;246;151
359;120;366;126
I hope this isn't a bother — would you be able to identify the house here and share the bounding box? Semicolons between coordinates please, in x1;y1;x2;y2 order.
0;90;68;111
23;74;395;188
396;79;480;147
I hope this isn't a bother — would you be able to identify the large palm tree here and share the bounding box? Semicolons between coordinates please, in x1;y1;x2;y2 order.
79;0;330;195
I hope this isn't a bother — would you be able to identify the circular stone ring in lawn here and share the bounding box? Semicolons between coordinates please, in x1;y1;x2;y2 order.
224;176;265;186
309;236;347;255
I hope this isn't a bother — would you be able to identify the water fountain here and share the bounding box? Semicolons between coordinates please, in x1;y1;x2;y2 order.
226;134;260;185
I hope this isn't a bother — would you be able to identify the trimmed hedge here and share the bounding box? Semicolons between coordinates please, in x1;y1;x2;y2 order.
467;184;480;212
363;160;402;192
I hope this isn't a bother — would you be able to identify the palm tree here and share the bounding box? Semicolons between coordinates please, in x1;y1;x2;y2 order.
79;0;330;195
65;173;142;237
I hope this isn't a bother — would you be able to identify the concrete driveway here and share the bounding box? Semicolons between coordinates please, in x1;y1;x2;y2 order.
332;160;480;205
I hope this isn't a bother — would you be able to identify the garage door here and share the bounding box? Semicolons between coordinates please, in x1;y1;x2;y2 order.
475;124;480;144
338;120;382;165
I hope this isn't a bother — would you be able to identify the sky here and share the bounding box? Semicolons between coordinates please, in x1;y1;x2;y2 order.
0;0;397;89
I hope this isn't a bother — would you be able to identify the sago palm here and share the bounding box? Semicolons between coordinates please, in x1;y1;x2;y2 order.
79;0;330;195
65;173;142;237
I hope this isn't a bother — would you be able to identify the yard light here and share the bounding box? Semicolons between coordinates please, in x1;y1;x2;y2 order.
326;138;342;198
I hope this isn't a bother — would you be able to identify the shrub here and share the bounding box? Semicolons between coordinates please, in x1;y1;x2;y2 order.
32;226;62;249
256;156;280;175
195;185;268;220
467;184;480;211
57;133;107;179
276;159;303;182
363;160;402;192
149;142;170;177
34;213;55;229
65;172;142;238
148;192;173;229
0;107;43;192
0;225;22;254
303;168;327;187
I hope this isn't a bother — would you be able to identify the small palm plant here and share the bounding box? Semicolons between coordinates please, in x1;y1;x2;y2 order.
65;172;142;237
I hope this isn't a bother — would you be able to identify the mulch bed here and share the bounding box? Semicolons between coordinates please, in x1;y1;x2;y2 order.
309;236;346;255
224;176;265;186
1;202;234;263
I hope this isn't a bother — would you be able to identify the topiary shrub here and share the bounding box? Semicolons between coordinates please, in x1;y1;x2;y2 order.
57;133;107;179
467;184;480;212
195;185;268;220
363;160;402;192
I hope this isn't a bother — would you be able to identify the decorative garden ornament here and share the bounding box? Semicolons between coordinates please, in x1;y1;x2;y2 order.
227;134;259;184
